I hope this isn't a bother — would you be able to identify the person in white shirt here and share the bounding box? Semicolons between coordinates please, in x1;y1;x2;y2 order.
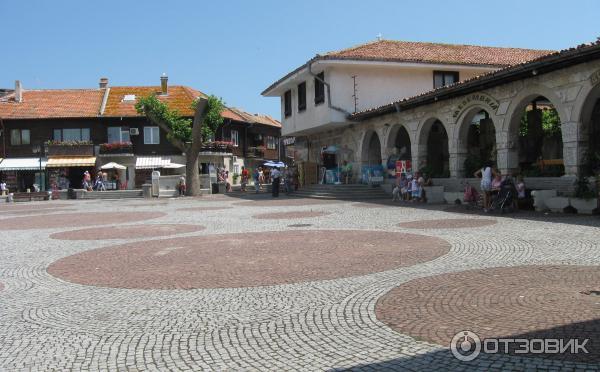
271;167;281;197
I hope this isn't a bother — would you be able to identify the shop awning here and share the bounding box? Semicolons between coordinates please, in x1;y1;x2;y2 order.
46;156;97;168
135;156;172;169
0;157;47;171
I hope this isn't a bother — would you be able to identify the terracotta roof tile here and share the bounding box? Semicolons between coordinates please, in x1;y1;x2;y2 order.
103;86;206;117
226;107;281;128
324;40;553;67
0;89;104;119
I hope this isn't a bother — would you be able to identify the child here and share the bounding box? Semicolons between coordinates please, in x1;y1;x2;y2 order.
411;175;421;202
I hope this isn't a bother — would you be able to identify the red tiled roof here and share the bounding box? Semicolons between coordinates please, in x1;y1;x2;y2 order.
351;40;600;120
324;40;553;67
262;40;553;95
0;89;104;119
226;107;281;128
103;86;206;117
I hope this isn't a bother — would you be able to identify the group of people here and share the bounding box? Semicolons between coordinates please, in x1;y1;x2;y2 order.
392;172;432;202
81;170;121;192
475;161;527;212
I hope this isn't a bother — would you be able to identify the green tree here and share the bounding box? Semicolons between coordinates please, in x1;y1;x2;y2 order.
135;94;225;196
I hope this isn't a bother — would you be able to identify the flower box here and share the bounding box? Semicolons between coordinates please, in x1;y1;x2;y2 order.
47;143;94;156
99;142;133;155
570;197;598;215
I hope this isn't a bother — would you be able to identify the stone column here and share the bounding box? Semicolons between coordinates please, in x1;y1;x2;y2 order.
495;131;517;175
449;148;467;178
561;121;583;176
411;142;427;173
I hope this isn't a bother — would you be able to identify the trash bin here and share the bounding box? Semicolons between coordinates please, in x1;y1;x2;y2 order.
142;184;152;198
67;188;76;199
211;182;219;194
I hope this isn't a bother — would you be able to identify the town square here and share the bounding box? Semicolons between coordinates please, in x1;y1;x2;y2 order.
1;1;600;371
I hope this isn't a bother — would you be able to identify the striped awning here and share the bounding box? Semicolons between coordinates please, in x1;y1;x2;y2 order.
135;156;172;169
0;157;47;171
46;156;96;168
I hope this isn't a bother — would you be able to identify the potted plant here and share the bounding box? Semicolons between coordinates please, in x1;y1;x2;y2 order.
232;173;240;184
571;176;598;214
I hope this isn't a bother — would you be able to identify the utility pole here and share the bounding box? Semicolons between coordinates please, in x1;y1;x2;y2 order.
352;75;358;113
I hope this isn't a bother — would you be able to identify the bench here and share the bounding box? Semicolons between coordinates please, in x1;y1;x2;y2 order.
536;158;563;170
13;192;50;202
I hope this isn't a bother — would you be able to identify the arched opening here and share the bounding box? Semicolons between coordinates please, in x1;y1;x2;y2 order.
360;130;383;184
462;109;496;176
514;96;564;177
579;85;600;176
362;131;382;166
426;120;449;178
386;125;412;175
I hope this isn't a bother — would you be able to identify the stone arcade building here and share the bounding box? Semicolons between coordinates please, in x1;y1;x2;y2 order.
299;40;600;193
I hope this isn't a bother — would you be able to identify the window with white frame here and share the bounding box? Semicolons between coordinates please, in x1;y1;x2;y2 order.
10;129;30;145
107;127;130;143
144;126;160;145
233;163;240;174
266;135;277;150
53;128;90;142
231;129;239;147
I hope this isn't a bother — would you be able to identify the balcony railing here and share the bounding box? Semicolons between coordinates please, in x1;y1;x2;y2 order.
199;141;233;153
99;142;133;155
47;142;94;156
246;146;265;158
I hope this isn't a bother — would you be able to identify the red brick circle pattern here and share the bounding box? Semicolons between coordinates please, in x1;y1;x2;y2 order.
178;206;233;212
398;218;496;229
376;265;600;362
0;203;72;213
0;212;166;230
48;230;450;289
252;211;331;220
233;198;338;207
50;224;205;240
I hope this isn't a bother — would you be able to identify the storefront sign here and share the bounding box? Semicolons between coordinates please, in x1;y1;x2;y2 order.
452;93;499;118
282;137;296;146
396;160;411;174
591;70;600;86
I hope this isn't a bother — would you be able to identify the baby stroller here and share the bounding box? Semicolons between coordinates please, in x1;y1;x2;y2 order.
463;181;481;210
491;178;515;213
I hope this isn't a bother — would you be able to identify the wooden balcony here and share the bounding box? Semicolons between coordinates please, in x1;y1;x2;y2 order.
47;143;94;156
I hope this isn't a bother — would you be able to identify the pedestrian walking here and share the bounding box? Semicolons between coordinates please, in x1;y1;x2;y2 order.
178;175;186;196
241;166;249;192
271;167;281;197
253;167;260;193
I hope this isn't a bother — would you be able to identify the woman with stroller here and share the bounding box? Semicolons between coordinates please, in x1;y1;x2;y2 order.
474;161;497;212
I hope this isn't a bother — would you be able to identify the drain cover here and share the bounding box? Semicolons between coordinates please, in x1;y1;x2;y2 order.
581;290;600;296
287;223;312;228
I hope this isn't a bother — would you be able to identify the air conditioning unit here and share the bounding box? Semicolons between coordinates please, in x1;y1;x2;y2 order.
129;128;140;135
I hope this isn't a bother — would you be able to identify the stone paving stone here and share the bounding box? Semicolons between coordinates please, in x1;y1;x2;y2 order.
0;197;598;371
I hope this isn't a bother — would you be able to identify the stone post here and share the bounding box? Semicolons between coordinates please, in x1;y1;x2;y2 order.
561;121;583;176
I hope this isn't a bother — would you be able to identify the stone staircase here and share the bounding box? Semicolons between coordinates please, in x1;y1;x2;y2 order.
291;184;390;200
81;190;144;200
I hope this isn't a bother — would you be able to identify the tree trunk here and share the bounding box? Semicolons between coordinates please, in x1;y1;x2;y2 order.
185;98;209;196
185;152;201;196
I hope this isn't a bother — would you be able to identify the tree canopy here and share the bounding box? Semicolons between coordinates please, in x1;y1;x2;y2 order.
135;94;225;148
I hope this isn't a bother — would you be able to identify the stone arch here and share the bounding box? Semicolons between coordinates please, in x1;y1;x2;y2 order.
416;117;450;177
455;106;498;176
505;85;567;175
575;82;600;174
360;129;383;166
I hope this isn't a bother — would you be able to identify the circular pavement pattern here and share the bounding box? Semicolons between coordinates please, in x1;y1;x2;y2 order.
0;212;166;230
0;208;75;216
50;224;205;240
233;198;338;207
48;230;450;289
0;203;71;213
178;206;233;212
376;265;600;362
252;211;331;220
398;218;497;229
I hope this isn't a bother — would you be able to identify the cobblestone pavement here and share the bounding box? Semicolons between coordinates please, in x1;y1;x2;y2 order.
0;195;599;371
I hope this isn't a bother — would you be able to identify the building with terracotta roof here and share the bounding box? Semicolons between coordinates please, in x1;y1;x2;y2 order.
262;38;600;199
0;76;280;193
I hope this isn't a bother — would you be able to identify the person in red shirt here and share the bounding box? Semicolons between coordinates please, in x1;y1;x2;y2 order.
241;166;249;192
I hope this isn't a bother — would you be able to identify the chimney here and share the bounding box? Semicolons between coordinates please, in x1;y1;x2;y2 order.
99;77;109;89
15;80;23;103
160;73;168;95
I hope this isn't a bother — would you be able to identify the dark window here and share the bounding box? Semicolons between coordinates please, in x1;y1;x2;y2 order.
314;72;325;105
297;82;306;111
10;129;30;146
284;90;292;117
433;71;459;89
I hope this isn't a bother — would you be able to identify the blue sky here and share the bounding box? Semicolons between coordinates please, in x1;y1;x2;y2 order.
2;0;599;119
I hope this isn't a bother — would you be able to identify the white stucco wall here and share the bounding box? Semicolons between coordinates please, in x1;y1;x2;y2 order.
276;62;493;136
